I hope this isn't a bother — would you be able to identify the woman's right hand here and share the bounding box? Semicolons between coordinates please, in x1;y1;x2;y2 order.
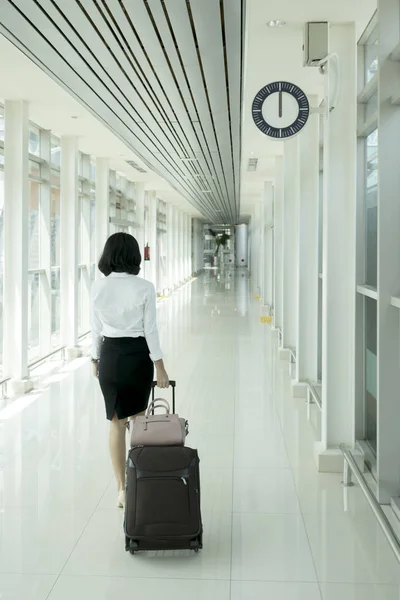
156;368;169;389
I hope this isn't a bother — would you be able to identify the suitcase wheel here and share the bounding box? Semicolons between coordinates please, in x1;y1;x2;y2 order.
129;540;139;555
190;537;202;553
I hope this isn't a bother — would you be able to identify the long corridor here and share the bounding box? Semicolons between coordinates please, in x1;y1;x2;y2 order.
1;271;400;600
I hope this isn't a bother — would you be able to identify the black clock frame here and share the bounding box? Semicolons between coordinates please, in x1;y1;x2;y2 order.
252;81;310;139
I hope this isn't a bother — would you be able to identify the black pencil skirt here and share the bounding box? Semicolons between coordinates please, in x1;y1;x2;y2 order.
98;336;154;421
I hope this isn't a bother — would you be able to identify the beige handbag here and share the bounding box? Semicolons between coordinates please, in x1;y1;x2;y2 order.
130;398;188;447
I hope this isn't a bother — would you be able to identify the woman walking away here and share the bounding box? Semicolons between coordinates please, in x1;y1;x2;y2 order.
91;233;169;508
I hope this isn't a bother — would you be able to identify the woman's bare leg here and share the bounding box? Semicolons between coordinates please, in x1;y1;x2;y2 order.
109;411;146;507
109;413;128;495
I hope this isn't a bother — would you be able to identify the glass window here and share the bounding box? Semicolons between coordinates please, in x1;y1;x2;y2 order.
28;180;41;270
90;197;96;282
78;153;83;177
365;91;378;122
78;268;82;334
29;126;40;156
365;296;377;455
364;26;378;84
365;130;378;288
51;186;61;344
51;169;60;188
29;160;41;179
51;135;61;167
28;272;40;362
0;170;4;372
0;107;4;143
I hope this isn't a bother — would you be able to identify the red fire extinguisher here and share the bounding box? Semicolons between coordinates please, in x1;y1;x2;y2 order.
144;243;150;261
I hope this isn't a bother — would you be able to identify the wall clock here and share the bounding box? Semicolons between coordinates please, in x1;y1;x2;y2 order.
252;81;310;139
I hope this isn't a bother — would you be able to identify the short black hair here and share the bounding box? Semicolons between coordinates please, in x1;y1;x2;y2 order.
98;232;141;276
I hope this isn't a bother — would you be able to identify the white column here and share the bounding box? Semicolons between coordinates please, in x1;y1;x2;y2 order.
281;138;300;357
185;215;192;280
262;182;274;308
294;97;320;397
147;191;157;288
3;100;32;391
178;210;184;284
60;136;81;359
172;206;179;287
95;157;110;279
317;24;357;471
186;214;191;279
135;183;145;275
181;212;187;280
192;218;198;274
166;203;173;292
80;154;91;333
250;208;261;295
192;218;203;274
258;202;264;298
376;0;400;502
39;129;52;358
273;157;284;333
188;215;192;277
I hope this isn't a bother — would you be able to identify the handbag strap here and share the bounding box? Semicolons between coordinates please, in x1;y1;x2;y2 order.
146;397;170;417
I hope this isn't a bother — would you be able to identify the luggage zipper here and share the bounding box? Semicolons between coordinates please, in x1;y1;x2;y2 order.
181;477;187;486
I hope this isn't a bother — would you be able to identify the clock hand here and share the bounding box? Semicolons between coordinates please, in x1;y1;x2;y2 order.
279;91;283;118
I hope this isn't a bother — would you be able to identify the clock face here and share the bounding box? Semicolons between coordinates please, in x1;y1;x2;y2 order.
252;81;310;139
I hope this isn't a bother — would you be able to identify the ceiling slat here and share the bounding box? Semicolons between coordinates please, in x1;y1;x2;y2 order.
0;0;245;223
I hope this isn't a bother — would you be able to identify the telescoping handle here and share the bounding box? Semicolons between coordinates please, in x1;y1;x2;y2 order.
151;380;176;413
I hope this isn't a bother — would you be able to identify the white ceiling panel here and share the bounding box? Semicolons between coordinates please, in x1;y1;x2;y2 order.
0;0;245;223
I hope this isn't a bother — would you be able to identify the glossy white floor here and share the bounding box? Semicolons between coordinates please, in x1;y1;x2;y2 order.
1;270;400;600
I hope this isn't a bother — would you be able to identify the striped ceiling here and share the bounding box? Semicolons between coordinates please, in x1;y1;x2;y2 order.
0;0;246;223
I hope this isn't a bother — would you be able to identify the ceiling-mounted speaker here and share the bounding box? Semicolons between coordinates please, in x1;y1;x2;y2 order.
304;22;329;67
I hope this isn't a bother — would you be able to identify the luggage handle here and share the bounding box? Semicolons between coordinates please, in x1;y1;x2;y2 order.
151;380;176;388
151;380;175;413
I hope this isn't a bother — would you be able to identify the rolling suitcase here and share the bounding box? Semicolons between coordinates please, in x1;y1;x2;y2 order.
124;381;202;554
124;445;203;554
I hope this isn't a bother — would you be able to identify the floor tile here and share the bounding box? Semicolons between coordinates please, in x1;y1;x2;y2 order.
233;432;291;470
231;513;317;582
230;581;322;600
294;468;373;516
0;459;112;512
48;576;230;600
62;509;231;580
233;468;300;514
304;512;400;584
188;434;234;469
0;574;57;600
319;583;400;600
0;508;90;574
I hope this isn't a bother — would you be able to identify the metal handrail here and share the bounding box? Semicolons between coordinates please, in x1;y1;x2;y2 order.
28;330;90;369
340;444;400;564
306;380;322;411
29;346;65;369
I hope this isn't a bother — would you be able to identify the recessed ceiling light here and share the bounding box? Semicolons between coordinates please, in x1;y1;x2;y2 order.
267;20;286;27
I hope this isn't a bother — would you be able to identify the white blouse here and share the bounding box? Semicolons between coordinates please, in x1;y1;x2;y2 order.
91;272;163;362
